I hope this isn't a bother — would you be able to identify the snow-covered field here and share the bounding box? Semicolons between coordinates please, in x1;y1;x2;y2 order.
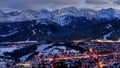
0;48;17;56
0;43;80;62
36;44;80;57
36;44;53;52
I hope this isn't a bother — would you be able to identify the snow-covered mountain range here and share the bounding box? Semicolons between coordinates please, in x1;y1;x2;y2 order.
1;6;120;26
1;7;120;42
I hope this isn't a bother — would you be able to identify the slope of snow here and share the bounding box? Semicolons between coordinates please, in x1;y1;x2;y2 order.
36;9;52;20
0;62;7;68
97;8;115;19
36;44;80;57
43;46;79;55
20;53;33;62
0;48;17;56
32;30;36;36
79;9;96;19
106;24;112;29
0;11;6;22
0;7;120;26
15;41;37;44
36;44;53;52
0;31;18;37
103;31;113;40
56;15;72;26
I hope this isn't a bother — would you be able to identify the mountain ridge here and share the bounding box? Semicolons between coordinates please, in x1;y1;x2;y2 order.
0;7;120;26
1;7;120;42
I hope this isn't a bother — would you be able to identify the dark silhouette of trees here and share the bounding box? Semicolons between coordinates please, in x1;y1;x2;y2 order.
4;44;37;61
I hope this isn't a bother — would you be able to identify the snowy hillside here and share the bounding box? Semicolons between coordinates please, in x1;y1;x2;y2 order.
1;7;120;42
0;7;120;26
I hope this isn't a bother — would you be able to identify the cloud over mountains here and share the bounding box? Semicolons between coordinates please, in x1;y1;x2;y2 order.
0;0;120;11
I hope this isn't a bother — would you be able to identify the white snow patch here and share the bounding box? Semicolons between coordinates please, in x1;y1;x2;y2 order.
42;46;79;56
0;31;18;37
15;41;37;44
70;49;79;53
106;24;112;29
32;30;36;36
0;62;7;68
0;48;17;56
103;31;113;40
20;53;32;62
36;44;53;52
26;38;30;41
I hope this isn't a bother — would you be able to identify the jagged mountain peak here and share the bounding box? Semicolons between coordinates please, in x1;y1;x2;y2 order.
0;7;120;26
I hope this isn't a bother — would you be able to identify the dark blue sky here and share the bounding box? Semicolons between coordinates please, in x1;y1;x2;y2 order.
0;0;120;11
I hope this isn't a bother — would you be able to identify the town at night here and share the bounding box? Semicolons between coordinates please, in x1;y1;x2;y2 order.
0;40;120;68
1;0;120;68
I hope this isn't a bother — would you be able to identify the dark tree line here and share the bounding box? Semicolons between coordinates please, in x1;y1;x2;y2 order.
4;44;37;61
